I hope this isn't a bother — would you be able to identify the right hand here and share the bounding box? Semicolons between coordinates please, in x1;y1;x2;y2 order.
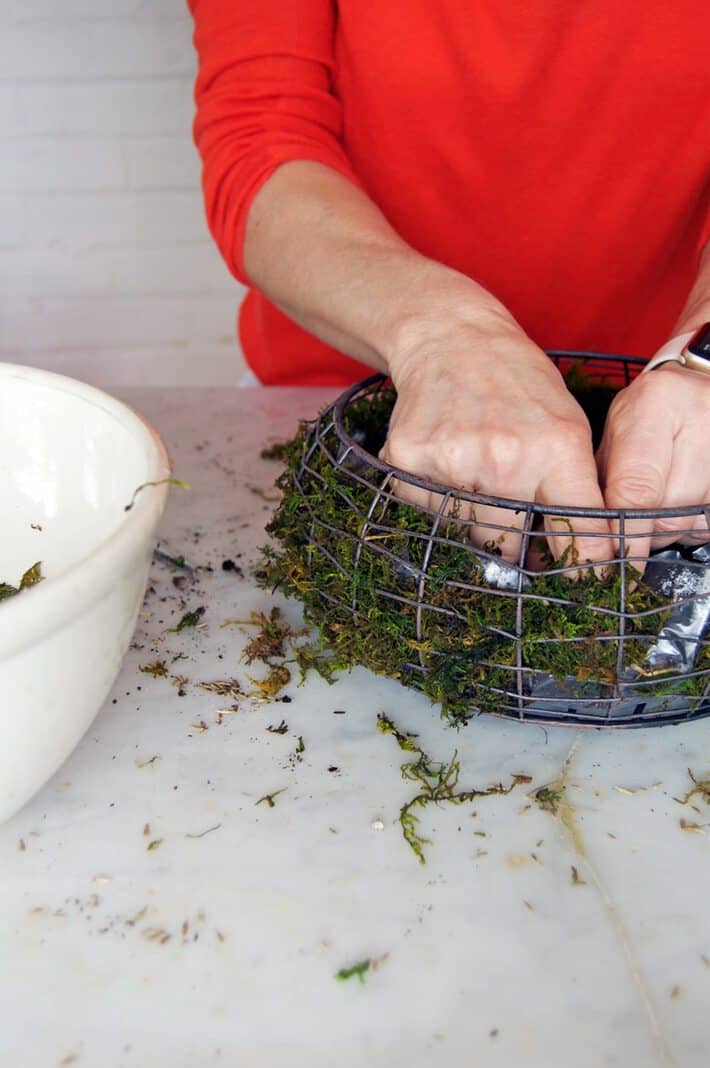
380;306;614;569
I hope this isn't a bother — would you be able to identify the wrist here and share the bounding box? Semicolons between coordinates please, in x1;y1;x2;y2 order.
378;263;518;384
643;322;710;379
673;302;710;336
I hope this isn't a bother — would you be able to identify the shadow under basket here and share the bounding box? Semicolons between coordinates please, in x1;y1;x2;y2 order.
266;352;710;729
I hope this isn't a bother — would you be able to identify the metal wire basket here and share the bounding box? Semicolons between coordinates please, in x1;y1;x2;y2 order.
270;352;710;728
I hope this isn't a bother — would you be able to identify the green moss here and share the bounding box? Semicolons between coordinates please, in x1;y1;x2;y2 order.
139;659;168;678
335;960;371;984
293;640;338;684
378;713;531;863
124;477;190;513
0;562;43;603
260;379;709;724
674;769;710;807
168;605;206;633
260;441;289;462
533;786;562;814
255;788;287;808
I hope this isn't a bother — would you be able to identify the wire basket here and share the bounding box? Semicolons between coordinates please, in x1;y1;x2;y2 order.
268;352;710;728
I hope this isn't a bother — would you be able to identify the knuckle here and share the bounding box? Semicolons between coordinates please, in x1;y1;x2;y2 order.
606;390;640;429
383;431;423;472
436;431;477;480
479;429;523;473
551;417;591;452
608;470;661;508
654;514;692;535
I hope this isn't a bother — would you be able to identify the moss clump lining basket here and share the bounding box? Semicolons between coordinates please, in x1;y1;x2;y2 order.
263;353;710;728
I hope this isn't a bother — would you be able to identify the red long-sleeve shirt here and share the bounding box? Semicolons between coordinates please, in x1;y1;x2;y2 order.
188;2;710;386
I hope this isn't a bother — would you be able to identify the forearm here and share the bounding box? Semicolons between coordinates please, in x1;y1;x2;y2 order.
243;160;512;375
672;240;710;335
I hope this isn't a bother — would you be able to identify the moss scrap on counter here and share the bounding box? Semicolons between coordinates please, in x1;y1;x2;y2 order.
378;713;532;862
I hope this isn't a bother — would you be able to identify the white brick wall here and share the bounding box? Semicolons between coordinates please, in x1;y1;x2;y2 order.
0;1;246;387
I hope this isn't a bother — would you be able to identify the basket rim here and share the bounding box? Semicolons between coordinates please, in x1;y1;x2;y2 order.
332;353;710;523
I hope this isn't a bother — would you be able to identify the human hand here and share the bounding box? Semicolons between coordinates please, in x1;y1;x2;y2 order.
597;359;710;572
381;306;614;567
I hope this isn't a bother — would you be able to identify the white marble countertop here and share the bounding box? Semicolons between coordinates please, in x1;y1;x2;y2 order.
2;385;710;1068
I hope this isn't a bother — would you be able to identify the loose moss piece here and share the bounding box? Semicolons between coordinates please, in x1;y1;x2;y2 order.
135;755;160;769
154;550;188;570
168;606;206;633
248;663;292;701
377;713;420;752
185;824;221;839
139;660;168;678
260;441;289;461
198;679;243;699
124;478;191;512
533;786;562;814
679;819;705;834
335;959;371;984
296;735;305;754
255;788;287;808
380;714;529;863
1;562;44;603
266;720;289;735
239;607;292;664
19;561;43;589
674;769;710;807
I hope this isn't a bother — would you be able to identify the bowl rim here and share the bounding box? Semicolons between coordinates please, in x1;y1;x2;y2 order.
0;362;171;660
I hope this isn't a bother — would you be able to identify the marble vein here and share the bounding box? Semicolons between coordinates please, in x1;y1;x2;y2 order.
551;731;675;1067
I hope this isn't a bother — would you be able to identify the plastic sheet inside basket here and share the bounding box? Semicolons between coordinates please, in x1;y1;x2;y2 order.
484;544;710;723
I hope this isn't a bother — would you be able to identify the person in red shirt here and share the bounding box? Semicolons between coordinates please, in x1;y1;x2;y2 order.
187;2;710;567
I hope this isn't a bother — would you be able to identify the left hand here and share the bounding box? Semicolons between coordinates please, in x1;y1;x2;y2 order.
597;360;710;572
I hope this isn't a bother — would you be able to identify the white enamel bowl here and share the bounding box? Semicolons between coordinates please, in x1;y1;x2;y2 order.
0;363;171;823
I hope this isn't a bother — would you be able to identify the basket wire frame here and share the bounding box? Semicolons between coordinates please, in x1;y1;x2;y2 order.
289;353;710;728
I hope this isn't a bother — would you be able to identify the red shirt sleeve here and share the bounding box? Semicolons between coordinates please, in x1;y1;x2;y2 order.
188;0;362;284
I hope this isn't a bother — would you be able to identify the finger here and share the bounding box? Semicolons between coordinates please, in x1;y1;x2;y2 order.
463;463;541;566
601;421;673;573
388;476;434;515
537;461;614;573
646;434;710;550
378;442;433;512
381;440;532;568
380;444;480;565
466;502;526;566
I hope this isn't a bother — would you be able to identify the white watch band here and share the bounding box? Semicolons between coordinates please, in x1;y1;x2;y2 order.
641;330;696;375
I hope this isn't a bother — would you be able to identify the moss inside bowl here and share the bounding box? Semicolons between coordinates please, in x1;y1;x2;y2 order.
0;562;43;603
